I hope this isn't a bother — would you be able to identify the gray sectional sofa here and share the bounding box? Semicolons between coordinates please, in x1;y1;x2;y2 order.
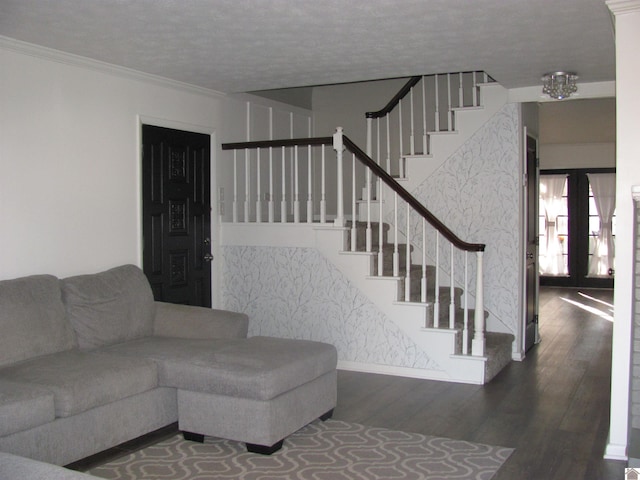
0;264;337;473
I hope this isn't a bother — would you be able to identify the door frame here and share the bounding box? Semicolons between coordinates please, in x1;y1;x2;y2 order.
136;115;220;307
521;128;540;358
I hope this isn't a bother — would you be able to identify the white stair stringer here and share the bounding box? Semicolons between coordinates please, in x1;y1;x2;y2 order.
395;82;508;195
314;226;488;384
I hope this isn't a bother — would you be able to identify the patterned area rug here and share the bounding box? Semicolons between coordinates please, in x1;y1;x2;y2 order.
88;420;513;480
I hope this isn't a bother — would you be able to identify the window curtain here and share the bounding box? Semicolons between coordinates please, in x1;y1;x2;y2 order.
587;173;616;276
540;174;568;275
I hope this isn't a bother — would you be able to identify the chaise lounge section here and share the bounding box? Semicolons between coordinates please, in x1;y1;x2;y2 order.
0;264;337;468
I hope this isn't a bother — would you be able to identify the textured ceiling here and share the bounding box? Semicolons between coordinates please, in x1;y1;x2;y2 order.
0;0;616;93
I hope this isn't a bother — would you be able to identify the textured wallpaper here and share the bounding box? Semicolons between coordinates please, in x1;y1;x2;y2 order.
410;104;521;333
222;245;442;370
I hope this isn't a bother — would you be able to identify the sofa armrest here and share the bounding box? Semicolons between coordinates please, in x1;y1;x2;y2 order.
0;452;100;479
153;302;249;339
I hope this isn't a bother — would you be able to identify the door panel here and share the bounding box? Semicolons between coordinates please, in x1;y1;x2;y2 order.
142;125;212;307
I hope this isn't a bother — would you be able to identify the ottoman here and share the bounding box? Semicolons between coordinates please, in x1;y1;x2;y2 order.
175;336;338;454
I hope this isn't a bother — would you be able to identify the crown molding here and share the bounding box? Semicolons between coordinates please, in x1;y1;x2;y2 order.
606;0;640;15
0;35;227;100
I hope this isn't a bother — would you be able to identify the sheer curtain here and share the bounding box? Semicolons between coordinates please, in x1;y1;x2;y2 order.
539;174;568;275
587;173;616;276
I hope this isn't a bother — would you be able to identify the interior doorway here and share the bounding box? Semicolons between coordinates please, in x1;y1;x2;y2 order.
141;124;212;307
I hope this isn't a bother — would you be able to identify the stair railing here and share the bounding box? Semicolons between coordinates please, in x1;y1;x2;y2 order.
221;128;486;357
366;71;492;178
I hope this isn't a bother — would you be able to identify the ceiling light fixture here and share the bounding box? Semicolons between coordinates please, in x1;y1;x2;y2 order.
541;71;578;100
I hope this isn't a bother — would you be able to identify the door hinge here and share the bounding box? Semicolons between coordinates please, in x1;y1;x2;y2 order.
534;314;539;324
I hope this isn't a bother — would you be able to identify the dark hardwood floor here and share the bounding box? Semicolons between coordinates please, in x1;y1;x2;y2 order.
71;287;626;479
333;287;625;479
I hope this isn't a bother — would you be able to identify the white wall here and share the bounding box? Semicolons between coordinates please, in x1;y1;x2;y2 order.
0;40;308;304
312;78;407;144
538;97;616;170
607;0;640;461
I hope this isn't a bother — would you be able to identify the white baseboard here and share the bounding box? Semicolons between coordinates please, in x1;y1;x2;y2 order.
604;441;628;461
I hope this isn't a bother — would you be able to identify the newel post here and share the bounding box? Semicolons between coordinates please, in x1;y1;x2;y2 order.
471;251;486;356
333;127;345;227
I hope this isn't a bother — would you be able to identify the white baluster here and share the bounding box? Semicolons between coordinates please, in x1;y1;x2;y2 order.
293;145;300;223
472;71;478;107
449;244;455;329
366;117;373;158
351;153;357;251
268;146;274;223
244;148;250;222
463;251;469;355
447;73;452;132
256;148;262;223
333;128;345;227
281;146;287;223
307;144;313;223
268;109;274;223
393;192;399;277
434;232;440;328
421;218;427;303
398;101;404;178
386;114;391;173
421;76;428;155
320;145;327;223
410;89;415;156
434;74;440;132
472;251;485;356
232;149;238;223
405;203;411;302
459;72;464;108
378;181;384;276
366;166;372;252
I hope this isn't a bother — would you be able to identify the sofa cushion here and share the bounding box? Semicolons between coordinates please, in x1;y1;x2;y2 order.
0;379;55;436
62;265;155;350
0;274;76;368
0;350;158;417
99;336;337;401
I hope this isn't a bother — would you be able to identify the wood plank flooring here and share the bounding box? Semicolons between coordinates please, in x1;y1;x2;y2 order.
333;287;625;479
71;287;626;479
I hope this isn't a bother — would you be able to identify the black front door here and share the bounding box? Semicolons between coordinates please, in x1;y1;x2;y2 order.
142;125;212;307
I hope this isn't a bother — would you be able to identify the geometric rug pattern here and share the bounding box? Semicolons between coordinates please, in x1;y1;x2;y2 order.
88;420;513;480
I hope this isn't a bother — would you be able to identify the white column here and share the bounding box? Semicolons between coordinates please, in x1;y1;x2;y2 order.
471;251;485;356
606;0;640;461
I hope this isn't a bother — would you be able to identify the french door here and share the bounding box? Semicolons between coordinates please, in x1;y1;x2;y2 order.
539;168;615;288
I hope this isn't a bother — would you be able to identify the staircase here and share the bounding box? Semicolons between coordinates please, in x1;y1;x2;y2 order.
220;71;515;384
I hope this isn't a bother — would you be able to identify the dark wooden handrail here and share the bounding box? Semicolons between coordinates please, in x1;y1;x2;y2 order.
365;76;422;119
221;136;485;253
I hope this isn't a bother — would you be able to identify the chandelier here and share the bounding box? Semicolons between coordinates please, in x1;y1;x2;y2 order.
541;71;578;100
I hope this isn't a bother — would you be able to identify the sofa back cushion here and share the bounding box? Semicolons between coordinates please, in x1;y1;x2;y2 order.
61;265;155;350
0;275;76;367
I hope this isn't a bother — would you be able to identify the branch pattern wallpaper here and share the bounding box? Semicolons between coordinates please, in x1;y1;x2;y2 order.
222;245;442;370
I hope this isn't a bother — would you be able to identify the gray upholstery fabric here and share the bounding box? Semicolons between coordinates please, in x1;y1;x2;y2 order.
62;265;155;349
178;370;337;446
0;452;100;480
0;388;177;466
99;336;337;401
0;379;55;436
0;350;158;417
0;275;76;367
154;302;249;339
